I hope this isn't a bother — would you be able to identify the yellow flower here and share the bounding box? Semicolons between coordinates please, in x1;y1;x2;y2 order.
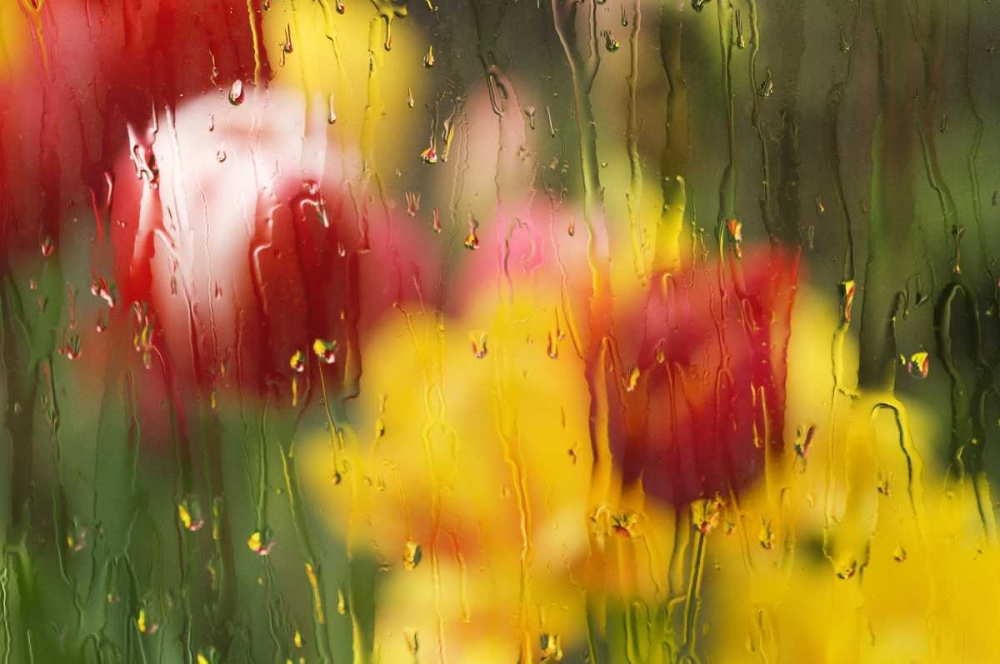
688;288;1000;661
261;0;424;165
300;284;593;661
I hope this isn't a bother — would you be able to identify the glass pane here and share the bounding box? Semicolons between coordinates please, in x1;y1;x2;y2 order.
1;0;998;661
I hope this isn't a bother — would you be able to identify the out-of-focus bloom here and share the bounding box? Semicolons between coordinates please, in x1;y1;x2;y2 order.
108;87;440;400
617;247;800;507
300;281;594;662
688;287;1000;662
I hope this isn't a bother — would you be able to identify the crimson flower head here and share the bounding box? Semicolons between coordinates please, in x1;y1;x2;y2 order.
110;88;439;400
615;246;800;507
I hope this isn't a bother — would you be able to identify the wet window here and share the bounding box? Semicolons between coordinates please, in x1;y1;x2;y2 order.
1;0;999;661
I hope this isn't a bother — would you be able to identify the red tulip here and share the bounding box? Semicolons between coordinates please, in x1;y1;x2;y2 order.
108;88;439;402
617;246;800;506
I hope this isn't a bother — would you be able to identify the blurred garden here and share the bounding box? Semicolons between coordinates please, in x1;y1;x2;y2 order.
2;0;1000;661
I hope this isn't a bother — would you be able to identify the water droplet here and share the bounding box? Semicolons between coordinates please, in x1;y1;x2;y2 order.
624;366;640;392
290;350;306;373
726;218;743;257
62;334;81;361
794;424;816;459
440;115;456;162
313;338;338;364
759;67;774;98
136;607;160;635
337;587;347;614
464;218;480;250
228;79;245;106
758;519;775;550
692;496;724;535
540;633;564;661
839;26;851;52
423;45;435;68
611;512;639;537
903;351;930;379
128;124;159;185
470;332;488;359
839;280;856;323
877;471;893;496
403;540;422;570
40;236;54;257
603;30;620;52
280;24;294;64
178;497;205;532
405;629;419;655
539;106;554;138
66;520;88;552
836;559;857;580
247;528;275;555
209;50;220;86
420;144;438;164
405;191;421;217
132;302;155;368
90;277;116;309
